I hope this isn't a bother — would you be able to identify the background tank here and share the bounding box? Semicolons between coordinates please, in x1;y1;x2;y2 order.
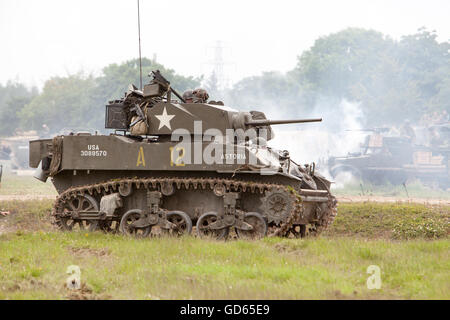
29;70;337;239
1;133;39;174
328;125;450;189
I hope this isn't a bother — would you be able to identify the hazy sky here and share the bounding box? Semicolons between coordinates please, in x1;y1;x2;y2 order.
1;0;449;88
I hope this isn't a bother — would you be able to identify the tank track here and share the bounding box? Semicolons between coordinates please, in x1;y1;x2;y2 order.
309;197;338;236
52;176;337;238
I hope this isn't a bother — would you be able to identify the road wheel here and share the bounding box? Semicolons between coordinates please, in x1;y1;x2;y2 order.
236;212;267;240
196;212;229;240
163;211;192;236
119;209;151;237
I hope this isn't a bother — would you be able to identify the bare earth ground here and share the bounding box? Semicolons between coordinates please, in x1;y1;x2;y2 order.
1;194;448;205
338;195;450;205
1;174;449;203
0;195;56;201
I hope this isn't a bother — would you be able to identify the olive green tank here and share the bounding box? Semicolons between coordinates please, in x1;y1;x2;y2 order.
29;71;337;239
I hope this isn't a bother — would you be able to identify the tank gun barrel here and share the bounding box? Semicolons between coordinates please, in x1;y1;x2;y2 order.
245;118;322;126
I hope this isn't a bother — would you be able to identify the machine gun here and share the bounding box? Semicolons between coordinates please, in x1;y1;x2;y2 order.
148;70;186;103
107;70;189;130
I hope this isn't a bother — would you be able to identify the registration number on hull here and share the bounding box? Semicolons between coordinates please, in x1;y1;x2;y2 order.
80;145;108;157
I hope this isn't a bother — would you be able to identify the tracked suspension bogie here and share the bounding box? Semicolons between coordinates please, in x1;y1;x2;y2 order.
52;176;337;239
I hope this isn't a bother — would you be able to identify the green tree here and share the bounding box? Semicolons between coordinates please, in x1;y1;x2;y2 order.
292;27;449;125
19;73;96;133
93;58;201;104
90;57;202;128
17;58;202;133
396;28;450;115
228;28;449;127
0;82;37;135
226;71;305;116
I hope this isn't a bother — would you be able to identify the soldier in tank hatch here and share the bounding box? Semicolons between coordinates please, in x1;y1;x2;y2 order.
182;88;209;103
192;88;209;103
182;90;194;103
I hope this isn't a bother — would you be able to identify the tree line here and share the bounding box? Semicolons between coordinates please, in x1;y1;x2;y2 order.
0;27;448;136
224;27;449;128
0;59;201;136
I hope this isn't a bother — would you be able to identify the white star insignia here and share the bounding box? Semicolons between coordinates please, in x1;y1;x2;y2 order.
155;107;175;130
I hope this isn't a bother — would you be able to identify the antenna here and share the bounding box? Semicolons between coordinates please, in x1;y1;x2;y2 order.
137;0;143;90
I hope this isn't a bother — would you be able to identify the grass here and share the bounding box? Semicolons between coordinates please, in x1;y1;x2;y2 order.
0;199;54;232
0;200;449;299
0;174;56;196
0;233;448;300
324;203;449;239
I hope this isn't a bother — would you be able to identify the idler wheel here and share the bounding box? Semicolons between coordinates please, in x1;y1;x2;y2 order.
235;212;267;240
58;194;100;232
119;209;151;237
162;211;192;236
196;212;229;240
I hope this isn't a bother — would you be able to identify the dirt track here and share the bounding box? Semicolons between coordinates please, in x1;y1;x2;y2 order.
337;195;450;205
1;193;449;205
0;195;56;201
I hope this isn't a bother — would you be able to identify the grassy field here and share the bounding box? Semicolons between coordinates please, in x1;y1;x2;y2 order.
0;174;56;196
0;200;448;299
324;202;449;239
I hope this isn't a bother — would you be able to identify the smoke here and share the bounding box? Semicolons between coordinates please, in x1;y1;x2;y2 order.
267;99;366;166
332;170;359;189
224;83;369;185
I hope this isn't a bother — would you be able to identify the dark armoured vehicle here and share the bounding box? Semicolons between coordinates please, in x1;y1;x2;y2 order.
1;134;39;171
29;71;337;239
328;126;450;189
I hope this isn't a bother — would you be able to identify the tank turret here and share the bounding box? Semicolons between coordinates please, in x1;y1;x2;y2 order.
106;70;322;139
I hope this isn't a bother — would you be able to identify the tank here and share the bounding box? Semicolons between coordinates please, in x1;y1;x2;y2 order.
29;70;337;239
328;125;450;189
1;133;39;173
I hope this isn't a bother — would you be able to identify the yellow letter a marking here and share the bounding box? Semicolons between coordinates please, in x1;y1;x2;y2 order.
136;146;146;167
